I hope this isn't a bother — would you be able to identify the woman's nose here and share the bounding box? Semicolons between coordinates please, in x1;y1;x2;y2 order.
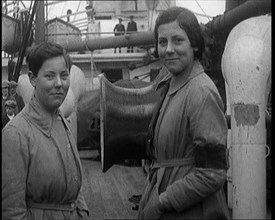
55;76;62;87
166;41;174;53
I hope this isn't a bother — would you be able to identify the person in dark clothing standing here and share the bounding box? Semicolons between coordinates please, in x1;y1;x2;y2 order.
126;15;137;53
113;18;125;53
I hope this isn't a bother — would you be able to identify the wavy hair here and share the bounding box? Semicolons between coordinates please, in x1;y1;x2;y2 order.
26;41;71;76
153;7;205;60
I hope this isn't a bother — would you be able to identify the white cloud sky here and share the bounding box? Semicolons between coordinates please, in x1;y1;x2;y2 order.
6;0;226;34
176;0;225;23
19;0;225;23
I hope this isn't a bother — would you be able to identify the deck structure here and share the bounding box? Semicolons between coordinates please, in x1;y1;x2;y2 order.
79;149;146;219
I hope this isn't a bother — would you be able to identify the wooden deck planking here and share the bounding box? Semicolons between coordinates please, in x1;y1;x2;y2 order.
97;168;128;219
81;159;106;218
79;150;146;219
110;166;143;216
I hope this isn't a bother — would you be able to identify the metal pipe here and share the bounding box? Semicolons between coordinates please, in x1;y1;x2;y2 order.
222;15;271;219
59;8;94;19
73;21;89;28
18;0;271;55
225;0;246;11
206;0;271;35
71;17;88;24
58;31;155;52
25;32;154;55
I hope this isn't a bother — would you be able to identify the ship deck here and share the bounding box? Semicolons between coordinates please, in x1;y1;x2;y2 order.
79;149;272;220
79;149;147;219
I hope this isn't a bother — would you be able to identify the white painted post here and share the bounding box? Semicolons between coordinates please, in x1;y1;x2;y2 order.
222;15;271;219
225;83;233;210
90;51;95;90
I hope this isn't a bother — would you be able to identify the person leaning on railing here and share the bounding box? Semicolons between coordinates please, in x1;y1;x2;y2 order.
126;15;138;53
113;17;125;53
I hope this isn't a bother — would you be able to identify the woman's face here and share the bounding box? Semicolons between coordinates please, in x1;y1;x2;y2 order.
2;87;9;98
6;106;15;116
157;20;197;76
29;56;70;113
10;87;17;96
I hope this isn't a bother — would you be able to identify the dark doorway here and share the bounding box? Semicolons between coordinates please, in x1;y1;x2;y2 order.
102;69;123;83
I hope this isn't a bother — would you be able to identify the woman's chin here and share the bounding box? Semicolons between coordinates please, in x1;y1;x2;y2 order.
51;101;63;111
168;69;181;76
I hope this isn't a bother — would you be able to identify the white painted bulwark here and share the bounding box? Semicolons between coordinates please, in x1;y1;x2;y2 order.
225;83;233;210
222;15;271;219
18;74;34;105
69;65;86;101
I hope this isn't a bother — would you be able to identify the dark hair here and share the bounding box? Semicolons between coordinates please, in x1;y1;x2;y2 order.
153;7;205;60
26;41;71;76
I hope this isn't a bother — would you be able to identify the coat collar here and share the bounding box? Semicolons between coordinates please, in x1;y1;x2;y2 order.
22;95;66;137
156;66;173;90
168;60;204;95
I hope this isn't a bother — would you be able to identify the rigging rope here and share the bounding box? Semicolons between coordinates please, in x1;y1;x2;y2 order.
195;0;211;22
13;0;39;82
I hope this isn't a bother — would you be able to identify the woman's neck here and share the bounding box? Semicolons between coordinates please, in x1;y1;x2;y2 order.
33;95;59;117
173;61;195;79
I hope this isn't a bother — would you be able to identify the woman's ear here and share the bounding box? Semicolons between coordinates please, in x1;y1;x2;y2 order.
28;71;36;88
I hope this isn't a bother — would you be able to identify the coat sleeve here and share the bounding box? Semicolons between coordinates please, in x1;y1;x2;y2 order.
2;125;29;220
163;85;228;212
76;186;90;216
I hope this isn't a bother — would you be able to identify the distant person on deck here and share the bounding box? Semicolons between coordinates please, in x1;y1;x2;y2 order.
2;80;10;118
9;80;25;114
126;15;137;53
113;18;125;53
2;97;17;129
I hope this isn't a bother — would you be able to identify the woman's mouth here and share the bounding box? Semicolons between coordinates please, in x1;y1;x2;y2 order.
165;57;179;61
52;93;64;97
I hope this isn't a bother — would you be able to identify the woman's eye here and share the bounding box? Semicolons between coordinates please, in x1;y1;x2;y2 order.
158;39;167;46
175;38;183;44
61;72;69;79
45;74;54;79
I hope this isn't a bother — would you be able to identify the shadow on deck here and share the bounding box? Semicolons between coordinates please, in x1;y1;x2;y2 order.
79;149;147;219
